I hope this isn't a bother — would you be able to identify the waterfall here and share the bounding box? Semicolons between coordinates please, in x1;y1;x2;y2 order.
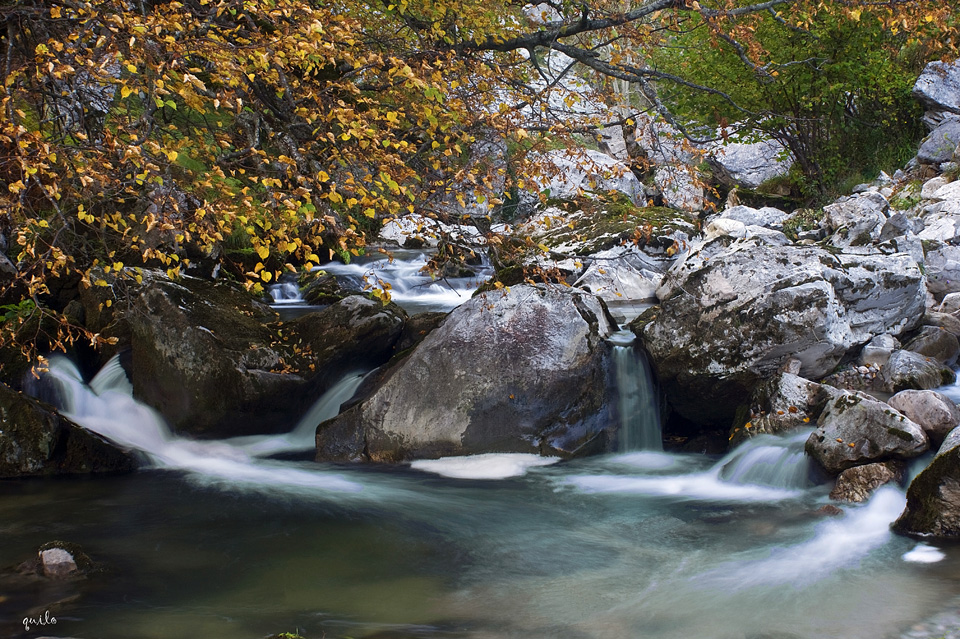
267;280;304;304
320;250;493;314
610;329;662;451
713;429;813;490
40;355;363;493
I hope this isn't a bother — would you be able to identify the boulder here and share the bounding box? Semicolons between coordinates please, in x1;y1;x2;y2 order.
923;311;960;339
637;237;925;426
573;246;663;303
0;383;137;478
903;325;960;366
829;461;905;503
922;176;949;200
917;201;960;244
111;270;405;437
860;334;900;368
893;426;960;537
917;119;960;165
707;137;792;189
317;285;618;461
913;60;960;116
888;389;960;446
922;241;960;299
535;148;643;204
714;205;789;230
805;391;929;475
881;349;956;393
654;164;704;212
823;192;889;247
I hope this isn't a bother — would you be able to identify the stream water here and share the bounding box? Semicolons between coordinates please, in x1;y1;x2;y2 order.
3;356;960;639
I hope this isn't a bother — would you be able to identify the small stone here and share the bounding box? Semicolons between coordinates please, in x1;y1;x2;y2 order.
40;548;78;578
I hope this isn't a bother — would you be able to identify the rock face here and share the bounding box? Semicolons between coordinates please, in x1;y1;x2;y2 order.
536;148;643;204
317;285;617;461
913;60;960;116
894;426;960;537
637;237;925;426
117;271;405;437
708;138;792;189
0;383;137;478
830;461;905;503
805;391;929;475
888;390;960;446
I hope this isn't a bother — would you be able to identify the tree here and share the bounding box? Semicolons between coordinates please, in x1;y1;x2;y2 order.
0;0;956;368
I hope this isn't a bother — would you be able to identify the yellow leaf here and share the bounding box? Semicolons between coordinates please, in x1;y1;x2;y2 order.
257;245;270;260
166;150;178;162
261;270;273;283
363;208;376;218
121;86;132;98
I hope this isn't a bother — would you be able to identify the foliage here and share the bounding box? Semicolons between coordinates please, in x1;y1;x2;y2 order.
0;0;957;366
651;1;957;198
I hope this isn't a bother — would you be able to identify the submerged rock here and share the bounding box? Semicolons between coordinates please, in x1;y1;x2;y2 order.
636;237;924;426
805;391;928;476
0;383;137;478
894;426;960;538
317;285;617;461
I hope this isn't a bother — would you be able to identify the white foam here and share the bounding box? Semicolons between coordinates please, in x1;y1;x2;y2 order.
43;356;362;494
699;487;907;588
411;453;560;479
568;472;803;502
902;543;946;563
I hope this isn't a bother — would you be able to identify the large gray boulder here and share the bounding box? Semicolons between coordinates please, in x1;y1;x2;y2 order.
888;390;960;446
894;426;960;538
316;285;618;461
637;237;925;426
714;205;789;230
708;137;792;189
0;383;137;478
913;60;960;116
823;192;889;247
535;148;643;204
917;119;960;165
805;391;929;475
922;241;960;299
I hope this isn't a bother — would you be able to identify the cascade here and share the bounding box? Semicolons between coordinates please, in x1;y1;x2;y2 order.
712;429;813;490
609;329;662;451
41;356;362;492
320;249;492;314
267;279;304;305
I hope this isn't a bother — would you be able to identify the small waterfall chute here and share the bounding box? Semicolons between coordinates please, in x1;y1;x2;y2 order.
267;280;304;305
609;329;661;452
712;429;813;490
40;356;363;493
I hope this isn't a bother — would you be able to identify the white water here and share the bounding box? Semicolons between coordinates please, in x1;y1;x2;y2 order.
320;250;493;313
569;429;812;502
410;453;560;479
42;356;363;493
609;329;662;451
267;280;304;305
